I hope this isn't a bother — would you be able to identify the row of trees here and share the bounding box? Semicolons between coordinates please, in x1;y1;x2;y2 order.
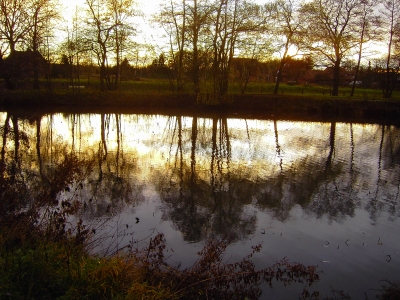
1;0;400;100
0;0;59;89
0;0;141;91
157;0;400;101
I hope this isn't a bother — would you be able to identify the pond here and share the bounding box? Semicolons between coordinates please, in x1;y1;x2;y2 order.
1;111;399;299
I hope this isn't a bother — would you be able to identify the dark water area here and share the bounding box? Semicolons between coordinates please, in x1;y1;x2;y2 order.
1;111;400;299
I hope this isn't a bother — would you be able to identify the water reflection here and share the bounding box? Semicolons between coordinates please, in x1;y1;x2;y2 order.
1;111;400;297
2;113;400;226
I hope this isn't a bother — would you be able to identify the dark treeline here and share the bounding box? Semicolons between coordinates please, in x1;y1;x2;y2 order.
1;0;400;101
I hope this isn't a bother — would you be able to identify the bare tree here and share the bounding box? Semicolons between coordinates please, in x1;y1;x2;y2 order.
85;0;137;91
350;0;379;96
28;0;60;89
271;0;303;94
59;8;93;88
378;0;400;98
108;0;138;90
209;0;266;103
186;0;213;96
85;0;112;91
299;0;361;96
0;0;59;89
154;0;268;101
0;0;30;53
157;0;188;92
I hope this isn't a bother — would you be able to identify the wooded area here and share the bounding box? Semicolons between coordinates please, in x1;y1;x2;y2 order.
1;0;400;101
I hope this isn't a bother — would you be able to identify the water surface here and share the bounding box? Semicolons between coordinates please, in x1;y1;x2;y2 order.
1;111;399;298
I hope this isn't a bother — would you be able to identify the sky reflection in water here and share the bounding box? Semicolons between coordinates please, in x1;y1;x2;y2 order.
1;112;399;298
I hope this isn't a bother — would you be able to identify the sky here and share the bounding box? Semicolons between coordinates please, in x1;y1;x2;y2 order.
59;0;385;62
63;0;268;15
63;0;163;23
61;0;165;46
62;0;269;26
59;0;286;56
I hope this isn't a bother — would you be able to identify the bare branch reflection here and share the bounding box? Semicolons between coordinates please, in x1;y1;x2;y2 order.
0;112;399;244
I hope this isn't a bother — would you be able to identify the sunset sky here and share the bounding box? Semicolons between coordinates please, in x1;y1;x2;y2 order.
59;0;385;61
61;0;171;46
63;0;268;13
59;0;292;55
62;0;269;24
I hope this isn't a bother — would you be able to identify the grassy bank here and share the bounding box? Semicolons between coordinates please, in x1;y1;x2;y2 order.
1;89;400;125
36;78;399;100
1;79;400;126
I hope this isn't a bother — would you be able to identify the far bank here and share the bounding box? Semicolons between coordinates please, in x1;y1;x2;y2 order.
1;90;400;125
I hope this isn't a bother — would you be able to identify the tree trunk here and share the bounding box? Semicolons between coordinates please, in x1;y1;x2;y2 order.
351;9;367;97
33;11;40;90
114;27;120;91
274;37;291;95
332;60;341;96
273;60;284;94
384;30;394;98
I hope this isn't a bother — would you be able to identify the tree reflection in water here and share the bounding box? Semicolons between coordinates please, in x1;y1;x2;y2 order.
152;116;257;243
1;111;400;298
2;113;400;223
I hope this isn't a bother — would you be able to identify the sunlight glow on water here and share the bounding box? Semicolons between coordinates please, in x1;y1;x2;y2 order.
1;111;399;299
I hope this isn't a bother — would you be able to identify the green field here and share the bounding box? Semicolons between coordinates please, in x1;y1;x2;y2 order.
23;77;399;101
1;78;400;125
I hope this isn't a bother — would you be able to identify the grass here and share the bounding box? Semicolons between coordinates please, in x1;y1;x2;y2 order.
0;240;176;299
2;78;400;125
233;82;389;100
4;77;398;99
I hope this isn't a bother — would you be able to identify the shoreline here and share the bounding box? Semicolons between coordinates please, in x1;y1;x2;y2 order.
1;91;400;125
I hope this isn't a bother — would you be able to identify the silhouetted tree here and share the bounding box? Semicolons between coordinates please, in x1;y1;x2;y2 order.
299;0;362;96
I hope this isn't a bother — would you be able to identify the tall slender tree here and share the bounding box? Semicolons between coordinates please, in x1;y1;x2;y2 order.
85;0;137;91
186;0;213;97
28;0;60;89
378;0;400;98
350;0;378;96
157;0;188;92
108;0;137;90
271;0;302;94
85;0;116;91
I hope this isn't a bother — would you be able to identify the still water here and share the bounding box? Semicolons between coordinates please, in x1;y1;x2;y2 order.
1;111;399;299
